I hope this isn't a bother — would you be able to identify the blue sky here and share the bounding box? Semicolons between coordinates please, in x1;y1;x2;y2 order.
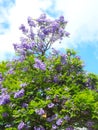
0;0;98;74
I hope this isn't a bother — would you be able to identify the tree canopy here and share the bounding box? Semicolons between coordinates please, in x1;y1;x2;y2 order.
0;14;98;130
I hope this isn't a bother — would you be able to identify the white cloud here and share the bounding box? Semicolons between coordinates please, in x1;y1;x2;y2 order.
0;0;98;60
54;0;98;47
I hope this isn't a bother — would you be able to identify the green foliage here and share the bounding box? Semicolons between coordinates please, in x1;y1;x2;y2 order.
0;49;98;129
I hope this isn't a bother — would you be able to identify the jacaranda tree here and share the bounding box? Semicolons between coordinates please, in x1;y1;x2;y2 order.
0;14;98;130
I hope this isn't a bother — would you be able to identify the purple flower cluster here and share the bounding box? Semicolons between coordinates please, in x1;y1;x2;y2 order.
19;24;28;33
46;114;58;122
2;112;9;117
64;115;70;121
13;13;69;58
34;126;45;130
86;121;94;128
85;78;94;89
53;76;58;83
34;58;46;70
22;103;28;108
35;108;45;115
56;118;63;126
1;88;7;94
52;124;57;129
14;89;24;98
13;40;35;57
61;54;67;64
47;102;54;108
18;121;26;130
7;68;14;74
20;83;27;88
0;94;10;105
27;16;36;27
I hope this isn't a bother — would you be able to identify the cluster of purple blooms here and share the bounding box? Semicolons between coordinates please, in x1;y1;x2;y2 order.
35;108;45;115
18;121;26;130
34;58;46;70
46;114;58;122
48;102;54;108
13;13;70;59
2;112;9;117
14;89;24;98
0;93;10;105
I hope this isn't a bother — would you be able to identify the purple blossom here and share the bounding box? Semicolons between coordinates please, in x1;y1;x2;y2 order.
34;126;45;130
2;112;9;117
56;65;62;72
46;117;53;122
37;42;44;51
0;94;10;105
47;114;58;122
1;88;7;94
66;127;74;130
42;28;50;35
35;108;45;115
59;16;68;25
22;103;28;108
34;58;46;70
86;121;94;127
20;83;27;87
52;22;59;33
7;68;14;74
38;32;45;40
14;89;24;98
39;13;46;19
48;102;54;108
20;39;35;51
53;76;58;83
59;28;64;37
27;16;36;27
18;121;26;130
19;24;28;33
52;124;57;129
64;115;70;121
59;16;65;23
20;50;26;57
65;31;70;37
52;114;58;119
37;13;47;23
19;55;26;62
13;43;19;51
29;32;35;40
22;67;28;72
56;118;63;126
61;54;67;64
30;42;35;49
